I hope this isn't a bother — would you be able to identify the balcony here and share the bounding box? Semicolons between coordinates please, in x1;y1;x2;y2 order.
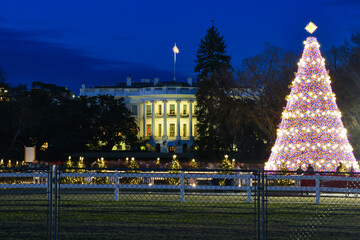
167;112;176;117
155;113;163;117
180;113;189;117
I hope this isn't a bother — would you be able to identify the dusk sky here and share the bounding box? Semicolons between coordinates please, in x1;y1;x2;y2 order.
0;0;359;94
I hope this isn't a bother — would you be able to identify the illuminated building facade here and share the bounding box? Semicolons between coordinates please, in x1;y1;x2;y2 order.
79;76;197;153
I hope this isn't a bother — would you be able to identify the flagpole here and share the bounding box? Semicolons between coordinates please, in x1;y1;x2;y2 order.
172;43;179;82
174;50;176;81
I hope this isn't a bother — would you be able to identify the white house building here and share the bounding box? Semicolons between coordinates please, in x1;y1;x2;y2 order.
79;76;198;153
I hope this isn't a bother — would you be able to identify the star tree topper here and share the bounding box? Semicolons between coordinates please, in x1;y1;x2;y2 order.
305;22;317;34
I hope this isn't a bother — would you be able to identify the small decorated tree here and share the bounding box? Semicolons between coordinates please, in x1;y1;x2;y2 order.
92;157;109;184
61;156;75;183
74;156;86;184
168;155;182;185
126;157;142;185
189;158;199;169
219;155;234;186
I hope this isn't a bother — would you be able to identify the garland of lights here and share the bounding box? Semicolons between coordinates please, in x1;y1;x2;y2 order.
265;23;359;172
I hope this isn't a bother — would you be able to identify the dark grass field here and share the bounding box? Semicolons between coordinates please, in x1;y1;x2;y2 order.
1;188;360;239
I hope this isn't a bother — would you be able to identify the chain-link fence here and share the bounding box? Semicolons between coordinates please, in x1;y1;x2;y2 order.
0;167;51;239
57;168;258;240
264;171;360;240
1;167;360;240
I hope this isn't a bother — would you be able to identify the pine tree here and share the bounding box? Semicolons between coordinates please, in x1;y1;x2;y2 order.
74;156;86;184
126;157;142;185
194;25;233;160
62;156;75;183
92;157;109;184
219;155;234;186
0;159;4;172
265;23;359;172
167;155;182;185
189;158;199;169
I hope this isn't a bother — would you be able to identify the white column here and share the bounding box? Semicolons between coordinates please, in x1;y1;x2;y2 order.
162;100;167;140
143;101;146;137
176;99;181;140
189;100;193;140
151;100;155;137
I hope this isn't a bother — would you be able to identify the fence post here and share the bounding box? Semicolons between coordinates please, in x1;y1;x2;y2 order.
47;168;51;201
315;173;320;204
180;171;185;202
247;173;251;203
47;166;53;240
114;171;119;201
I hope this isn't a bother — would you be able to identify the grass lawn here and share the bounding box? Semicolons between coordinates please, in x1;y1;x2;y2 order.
1;188;359;239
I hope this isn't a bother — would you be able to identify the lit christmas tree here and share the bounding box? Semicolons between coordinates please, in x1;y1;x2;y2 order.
265;22;359;172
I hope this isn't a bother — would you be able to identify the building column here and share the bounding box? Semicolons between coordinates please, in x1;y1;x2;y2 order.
189;99;193;140
142;101;146;138
151;100;155;138
162;100;167;141
176;99;181;141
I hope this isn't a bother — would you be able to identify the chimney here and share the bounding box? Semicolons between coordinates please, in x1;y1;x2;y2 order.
154;78;159;86
187;76;193;86
126;75;132;87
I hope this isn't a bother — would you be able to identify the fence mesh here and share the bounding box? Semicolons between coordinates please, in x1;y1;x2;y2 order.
57;168;257;240
264;171;360;240
0;167;50;239
2;167;360;239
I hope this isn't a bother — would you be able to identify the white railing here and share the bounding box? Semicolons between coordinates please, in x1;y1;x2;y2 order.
1;171;359;204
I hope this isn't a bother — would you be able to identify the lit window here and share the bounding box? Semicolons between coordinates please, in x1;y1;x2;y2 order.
183;124;187;137
147;124;152;136
146;105;152;116
183;105;187;115
170;124;175;137
158;123;162;137
170;104;175;115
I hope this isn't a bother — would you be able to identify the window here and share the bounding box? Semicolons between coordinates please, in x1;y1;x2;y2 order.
158;123;162;137
170;104;175;115
158;105;162;115
183;124;187;137
146;105;152;116
169;146;175;152
183;105;187;115
147;124;151;136
131;105;138;115
170;124;175;137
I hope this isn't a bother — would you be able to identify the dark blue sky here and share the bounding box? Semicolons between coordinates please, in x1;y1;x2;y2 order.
0;0;359;94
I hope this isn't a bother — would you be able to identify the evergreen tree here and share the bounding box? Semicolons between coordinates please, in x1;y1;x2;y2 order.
92;157;109;184
61;156;75;183
189;158;199;169
167;155;182;185
126;157;142;185
194;25;233;160
219;155;234;186
0;159;4;172
74;156;86;184
265;23;359;172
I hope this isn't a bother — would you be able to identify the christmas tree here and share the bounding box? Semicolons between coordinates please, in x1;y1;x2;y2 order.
167;154;182;185
265;22;359;172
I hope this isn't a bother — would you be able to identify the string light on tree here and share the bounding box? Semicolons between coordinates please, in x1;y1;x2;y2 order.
265;22;359;172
